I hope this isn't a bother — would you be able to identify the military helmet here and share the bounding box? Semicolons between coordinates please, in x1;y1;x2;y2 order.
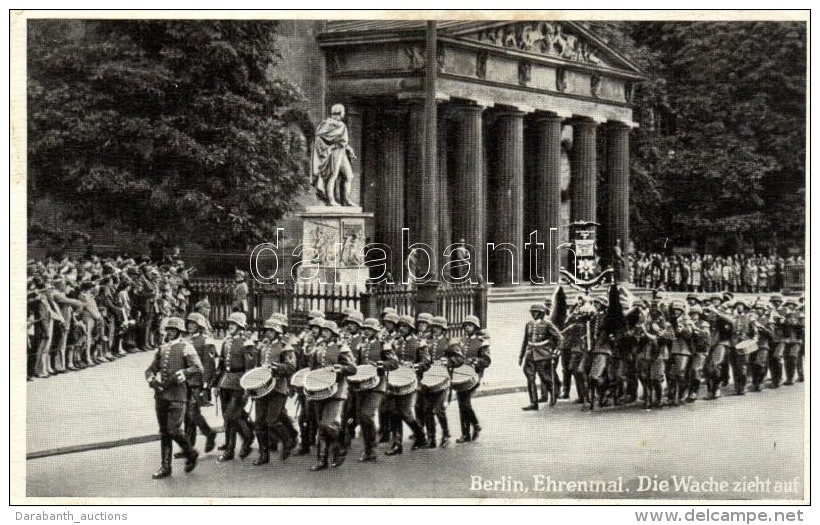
322;319;341;336
308;316;325;328
769;294;784;305
398;315;416;330
344;311;364;326
530;303;547;313
164;317;186;332
186;312;210;331
383;312;400;325
269;312;289;327
381;307;397;317
462;315;481;328
362;318;382;332
308;309;325;320
416;312;434;324
670;301;686;315
263;318;285;332
227;312;247;329
688;305;703;316
431;316;449;329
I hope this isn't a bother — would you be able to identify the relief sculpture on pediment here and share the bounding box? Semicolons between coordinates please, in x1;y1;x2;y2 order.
470;22;603;66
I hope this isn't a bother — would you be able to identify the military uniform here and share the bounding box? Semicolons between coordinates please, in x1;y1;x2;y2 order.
453;316;491;442
667;304;693;406
704;305;733;399
145;319;203;478
308;323;357;470
750;311;775;392
684;313;711;402
386;318;430;454
252;329;297;465
423;316;456;447
214;315;257;461
354;319;399;461
183;314;217;454
520;306;563;410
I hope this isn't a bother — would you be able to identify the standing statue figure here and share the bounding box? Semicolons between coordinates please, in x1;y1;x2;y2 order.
613;238;627;283
310;103;358;207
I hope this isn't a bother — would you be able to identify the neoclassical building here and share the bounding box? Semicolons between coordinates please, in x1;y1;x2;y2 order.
275;20;644;286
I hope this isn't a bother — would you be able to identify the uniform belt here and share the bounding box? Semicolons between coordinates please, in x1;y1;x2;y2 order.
226;368;245;373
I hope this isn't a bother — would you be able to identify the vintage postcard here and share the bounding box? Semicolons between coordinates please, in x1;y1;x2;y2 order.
10;9;809;506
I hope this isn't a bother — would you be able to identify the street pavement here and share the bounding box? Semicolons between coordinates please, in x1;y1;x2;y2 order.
27;378;804;500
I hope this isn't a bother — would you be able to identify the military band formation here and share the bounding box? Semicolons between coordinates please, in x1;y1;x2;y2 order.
145;306;490;479
520;287;805;412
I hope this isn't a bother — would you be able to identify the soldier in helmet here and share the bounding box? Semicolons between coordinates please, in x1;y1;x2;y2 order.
667;301;692;407
145;317;203;479
178;312;217;457
424;315;455;448
385;315;430;455
214;312;257;461
354;317;399;462
519;303;564;411
295;312;325;455
377;309;400;443
251;318;297;466
750;302;775;392
781;299;802;385
308;320;357;471
340;311;365;454
452;315;490;442
684;305;711;402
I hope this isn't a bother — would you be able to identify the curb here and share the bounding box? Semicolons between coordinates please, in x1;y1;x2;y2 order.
26;385;529;461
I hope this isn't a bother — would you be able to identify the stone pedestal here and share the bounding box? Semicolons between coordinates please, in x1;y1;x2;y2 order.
298;206;374;289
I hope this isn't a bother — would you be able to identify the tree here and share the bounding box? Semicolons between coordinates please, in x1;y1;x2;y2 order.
28;20;309;250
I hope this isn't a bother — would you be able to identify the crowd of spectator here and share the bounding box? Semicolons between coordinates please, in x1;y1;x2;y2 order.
629;252;803;293
26;253;197;380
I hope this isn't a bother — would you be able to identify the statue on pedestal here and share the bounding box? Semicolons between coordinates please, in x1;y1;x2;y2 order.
310;103;358;207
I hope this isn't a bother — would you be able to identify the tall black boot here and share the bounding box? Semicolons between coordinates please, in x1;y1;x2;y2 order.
438;413;450;447
522;382;539;410
153;437;173;479
652;382;664;408
310;438;328;471
252;431;270;466
409;420;427;450
218;423;236;462
237;418;255;459
330;437;346;468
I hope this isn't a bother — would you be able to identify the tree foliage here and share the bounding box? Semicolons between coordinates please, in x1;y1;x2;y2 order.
28;20;309;250
592;21;806;253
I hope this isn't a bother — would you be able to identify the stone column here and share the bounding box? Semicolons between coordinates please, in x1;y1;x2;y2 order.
533;114;563;283
489;110;525;286
376;109;407;281
438;110;452;253
406;102;425;238
571;119;598;224
451;104;486;280
607;120;630;281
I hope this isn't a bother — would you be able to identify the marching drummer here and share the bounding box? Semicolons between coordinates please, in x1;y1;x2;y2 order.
295;312;325;456
385;315;430;455
250;318;297;466
452;315;491;443
424;316;454;448
413;312;434;442
308;320;357;471
354;317;399;462
378;310;400;443
213;312;257;462
340;311;365;455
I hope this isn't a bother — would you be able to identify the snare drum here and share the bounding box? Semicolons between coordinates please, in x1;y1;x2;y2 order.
239;367;276;399
735;339;758;356
304;367;339;401
450;364;479;392
348;364;380;392
420;363;450;393
387;365;417;396
291;367;311;394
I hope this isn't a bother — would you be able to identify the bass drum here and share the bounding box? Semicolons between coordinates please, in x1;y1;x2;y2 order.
420;363;450;393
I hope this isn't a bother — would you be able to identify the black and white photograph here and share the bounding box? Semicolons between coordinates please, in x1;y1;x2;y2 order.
11;9;809;506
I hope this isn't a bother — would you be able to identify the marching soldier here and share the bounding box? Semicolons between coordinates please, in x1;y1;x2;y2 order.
729;300;757;395
667;301;692;407
309;320;357;470
644;300;672;407
452;315;490;442
703;296;733;400
178;313;217;458
214;312;256;462
413;312;434;438
378;310;400;444
252;318;297;466
386;315;430;454
354;317;399;462
520;304;563;411
340;311;365;454
145;317;203;479
295;312;324;455
781;299;802;385
750;302;775;392
561;299;596;405
684;305;711;402
424;316;455;448
769;295;786;388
